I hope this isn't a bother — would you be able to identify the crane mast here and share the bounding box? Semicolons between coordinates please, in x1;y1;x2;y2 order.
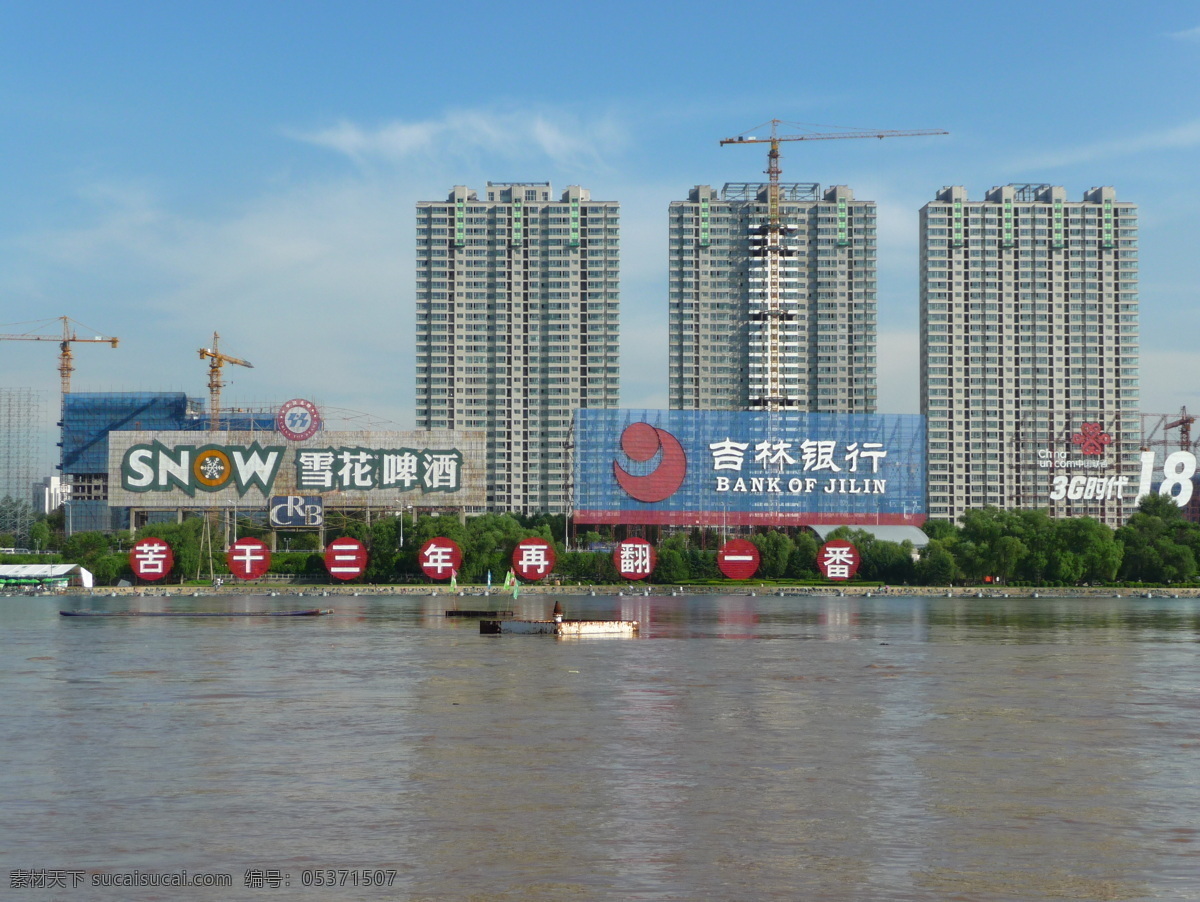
720;120;948;411
199;332;254;430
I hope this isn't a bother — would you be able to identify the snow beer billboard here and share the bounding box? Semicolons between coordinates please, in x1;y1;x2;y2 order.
107;429;486;509
573;410;926;527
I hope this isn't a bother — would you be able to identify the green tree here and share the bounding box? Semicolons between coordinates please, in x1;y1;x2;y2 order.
750;530;792;579
1117;494;1198;584
785;532;819;579
138;518;208;583
1053;517;1121;583
29;520;51;553
653;548;689;584
917;539;957;585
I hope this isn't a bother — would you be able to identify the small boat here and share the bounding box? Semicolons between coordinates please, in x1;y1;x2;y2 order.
59;609;334;618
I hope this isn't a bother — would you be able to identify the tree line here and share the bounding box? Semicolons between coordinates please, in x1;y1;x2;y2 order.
2;494;1196;587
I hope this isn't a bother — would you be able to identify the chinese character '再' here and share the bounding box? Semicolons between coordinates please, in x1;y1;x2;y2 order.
517;545;551;575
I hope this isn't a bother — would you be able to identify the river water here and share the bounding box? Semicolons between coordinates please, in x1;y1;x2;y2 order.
3;592;1200;901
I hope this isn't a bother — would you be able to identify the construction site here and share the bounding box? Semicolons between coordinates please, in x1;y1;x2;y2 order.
1;316;484;545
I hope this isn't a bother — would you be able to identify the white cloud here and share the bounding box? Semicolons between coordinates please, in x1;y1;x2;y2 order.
1168;26;1200;41
1;105;647;436
292;107;629;175
1010;119;1200;171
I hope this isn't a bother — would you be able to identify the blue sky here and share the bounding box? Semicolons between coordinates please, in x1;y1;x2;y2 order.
3;1;1199;471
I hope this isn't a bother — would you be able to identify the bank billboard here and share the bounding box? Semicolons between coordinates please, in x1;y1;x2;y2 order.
574;410;926;526
107;429;486;510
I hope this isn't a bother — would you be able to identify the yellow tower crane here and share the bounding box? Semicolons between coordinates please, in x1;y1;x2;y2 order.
720;119;949;225
199;332;253;430
720;120;948;410
0;315;120;405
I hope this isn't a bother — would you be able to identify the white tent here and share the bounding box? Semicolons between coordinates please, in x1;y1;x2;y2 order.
0;564;94;589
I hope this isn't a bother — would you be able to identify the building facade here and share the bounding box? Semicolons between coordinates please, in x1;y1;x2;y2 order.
668;183;878;412
415;183;620;514
919;185;1140;527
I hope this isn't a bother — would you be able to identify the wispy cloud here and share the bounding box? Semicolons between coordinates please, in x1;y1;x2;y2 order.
1168;25;1200;41
291;107;629;174
1010;119;1200;171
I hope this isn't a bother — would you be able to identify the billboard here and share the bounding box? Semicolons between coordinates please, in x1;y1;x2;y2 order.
107;430;486;510
574;410;926;526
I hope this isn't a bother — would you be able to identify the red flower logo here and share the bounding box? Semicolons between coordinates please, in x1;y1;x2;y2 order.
613;422;687;503
1072;422;1112;456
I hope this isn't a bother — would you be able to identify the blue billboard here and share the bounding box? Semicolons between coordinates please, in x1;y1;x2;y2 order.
574;410;926;527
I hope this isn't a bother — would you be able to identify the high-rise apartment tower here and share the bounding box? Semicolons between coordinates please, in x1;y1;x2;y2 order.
668;183;877;411
919;184;1140;527
415;183;620;514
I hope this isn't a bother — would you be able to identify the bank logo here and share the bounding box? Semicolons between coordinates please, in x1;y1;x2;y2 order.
1072;423;1112;456
613;422;687;503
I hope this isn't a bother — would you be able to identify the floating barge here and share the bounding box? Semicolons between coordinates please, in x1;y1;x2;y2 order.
479;602;638;637
479;618;639;636
59;609;334;618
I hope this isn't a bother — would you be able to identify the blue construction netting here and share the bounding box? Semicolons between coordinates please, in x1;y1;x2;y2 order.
61;393;275;474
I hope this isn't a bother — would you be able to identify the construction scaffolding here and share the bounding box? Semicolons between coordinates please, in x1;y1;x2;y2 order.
0;388;43;543
1141;410;1200;521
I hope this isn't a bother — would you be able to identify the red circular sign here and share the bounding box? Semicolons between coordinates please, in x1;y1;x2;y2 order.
324;537;368;581
226;537;272;580
418;538;462;581
276;398;322;442
130;538;174;581
817;540;861;580
613;538;656;580
717;538;760;580
512;538;556;582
